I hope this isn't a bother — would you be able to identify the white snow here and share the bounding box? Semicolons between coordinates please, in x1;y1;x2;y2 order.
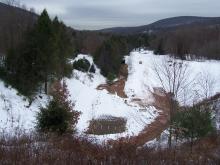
125;49;220;106
125;51;155;104
144;129;169;149
143;129;187;149
66;54;158;141
1;49;220;141
0;81;48;135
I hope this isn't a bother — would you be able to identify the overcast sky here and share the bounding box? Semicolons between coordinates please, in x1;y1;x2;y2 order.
9;0;220;30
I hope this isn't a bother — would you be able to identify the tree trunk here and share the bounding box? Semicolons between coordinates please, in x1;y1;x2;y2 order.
168;126;172;148
190;138;193;153
45;76;48;94
168;95;175;149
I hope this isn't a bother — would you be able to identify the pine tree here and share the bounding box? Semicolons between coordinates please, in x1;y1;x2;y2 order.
4;9;73;97
36;81;81;134
173;105;214;151
52;17;73;79
34;9;56;94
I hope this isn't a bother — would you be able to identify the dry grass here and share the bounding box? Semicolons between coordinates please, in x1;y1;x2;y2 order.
86;116;127;135
0;131;220;165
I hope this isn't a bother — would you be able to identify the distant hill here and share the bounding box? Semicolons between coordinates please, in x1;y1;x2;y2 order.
0;2;105;56
0;2;38;53
100;16;220;34
0;2;38;30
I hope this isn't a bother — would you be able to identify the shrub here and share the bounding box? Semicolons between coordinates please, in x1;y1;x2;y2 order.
36;81;80;134
173;105;214;149
73;58;90;72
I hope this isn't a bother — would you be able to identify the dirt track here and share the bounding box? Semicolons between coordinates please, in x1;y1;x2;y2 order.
97;78;127;98
129;93;170;145
96;64;170;146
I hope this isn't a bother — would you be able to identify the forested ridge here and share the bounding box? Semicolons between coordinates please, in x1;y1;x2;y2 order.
0;2;220;98
0;3;149;97
151;25;220;60
0;1;37;53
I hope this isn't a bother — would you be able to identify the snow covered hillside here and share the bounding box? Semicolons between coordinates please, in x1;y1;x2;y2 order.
66;54;158;140
125;50;220;106
0;82;48;134
1;50;220;140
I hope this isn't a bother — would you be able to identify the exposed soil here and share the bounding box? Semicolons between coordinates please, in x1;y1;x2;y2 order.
129;92;170;146
97;64;128;98
86;116;127;135
97;78;127;98
96;63;170;145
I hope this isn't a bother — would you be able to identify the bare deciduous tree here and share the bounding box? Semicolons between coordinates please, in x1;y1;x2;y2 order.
153;58;192;101
153;57;191;148
197;71;216;99
4;0;18;6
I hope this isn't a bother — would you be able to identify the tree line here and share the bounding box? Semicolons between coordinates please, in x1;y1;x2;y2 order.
0;2;149;97
0;9;73;97
0;1;37;53
93;34;149;77
151;25;220;60
2;1;220;99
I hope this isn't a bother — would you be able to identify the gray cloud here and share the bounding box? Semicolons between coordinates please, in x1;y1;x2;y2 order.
10;0;220;29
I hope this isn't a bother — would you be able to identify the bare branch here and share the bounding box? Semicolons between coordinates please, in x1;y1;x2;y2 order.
153;57;192;103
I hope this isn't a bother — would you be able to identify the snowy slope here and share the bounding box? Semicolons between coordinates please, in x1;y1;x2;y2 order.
0;53;158;139
66;54;158;140
125;50;220;106
0;81;48;134
1;50;220;140
70;50;220;141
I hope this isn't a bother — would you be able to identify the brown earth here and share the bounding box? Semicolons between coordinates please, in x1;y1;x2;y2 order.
128;92;170;146
97;64;128;98
97;78;127;98
96;63;170;146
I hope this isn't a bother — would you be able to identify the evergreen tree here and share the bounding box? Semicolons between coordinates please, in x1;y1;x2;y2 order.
34;9;56;94
94;36;129;77
3;9;73;97
52;17;73;79
173;105;214;151
36;81;81;134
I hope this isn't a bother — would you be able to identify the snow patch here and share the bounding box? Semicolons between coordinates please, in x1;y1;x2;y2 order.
1;50;220;142
66;54;158;141
0;81;48;135
125;50;220;106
